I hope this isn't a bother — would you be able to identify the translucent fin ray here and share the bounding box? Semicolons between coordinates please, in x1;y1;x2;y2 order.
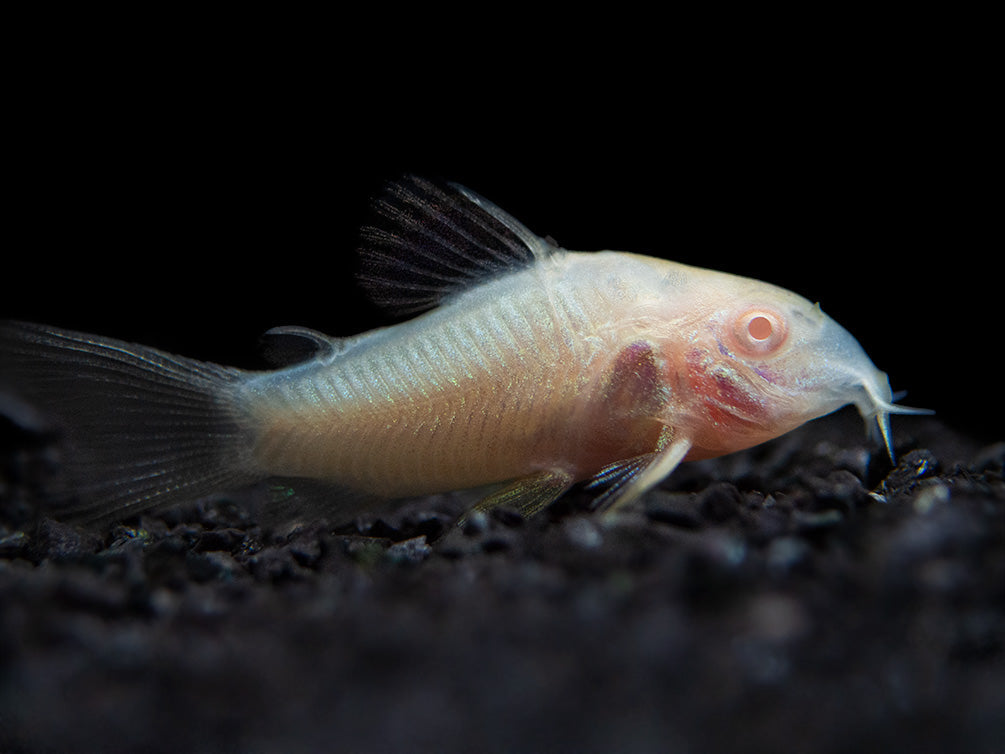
0;321;261;524
357;176;558;316
458;468;575;525
589;434;693;514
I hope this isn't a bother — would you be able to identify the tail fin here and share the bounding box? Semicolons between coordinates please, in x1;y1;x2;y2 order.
0;321;262;524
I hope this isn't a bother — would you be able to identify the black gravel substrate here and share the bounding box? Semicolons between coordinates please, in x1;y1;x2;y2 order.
1;411;1003;754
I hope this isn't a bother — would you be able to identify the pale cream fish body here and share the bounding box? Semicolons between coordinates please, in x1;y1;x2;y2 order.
0;177;930;525
245;252;669;496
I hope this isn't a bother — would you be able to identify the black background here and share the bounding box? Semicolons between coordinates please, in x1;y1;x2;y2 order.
4;36;998;445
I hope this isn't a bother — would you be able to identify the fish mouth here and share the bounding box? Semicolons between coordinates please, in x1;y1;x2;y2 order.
855;371;933;463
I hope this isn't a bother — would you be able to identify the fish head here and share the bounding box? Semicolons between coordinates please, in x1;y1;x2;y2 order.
670;269;930;461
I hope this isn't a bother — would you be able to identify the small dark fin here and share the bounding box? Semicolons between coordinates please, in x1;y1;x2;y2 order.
0;321;262;525
258;326;344;367
357;176;558;316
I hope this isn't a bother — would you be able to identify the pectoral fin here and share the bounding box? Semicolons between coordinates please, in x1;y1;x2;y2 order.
588;431;692;515
459;468;575;526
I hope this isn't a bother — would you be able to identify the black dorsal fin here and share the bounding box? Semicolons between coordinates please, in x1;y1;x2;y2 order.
258;326;344;367
357;176;558;316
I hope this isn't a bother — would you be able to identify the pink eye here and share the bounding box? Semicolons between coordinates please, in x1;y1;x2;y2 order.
747;315;773;341
732;308;787;356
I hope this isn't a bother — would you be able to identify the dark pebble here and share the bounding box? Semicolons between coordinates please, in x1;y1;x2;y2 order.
0;528;29;559
698;482;743;522
287;529;325;567
884;448;940;491
807;469;869;509
193;527;246;554
28;518;102;563
185;550;243;582
646;492;703;528
54;569;130;618
384;535;432;565
766;536;813;574
245;545;311;582
792;508;844;533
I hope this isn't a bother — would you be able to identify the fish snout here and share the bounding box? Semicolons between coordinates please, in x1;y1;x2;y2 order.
813;318;932;463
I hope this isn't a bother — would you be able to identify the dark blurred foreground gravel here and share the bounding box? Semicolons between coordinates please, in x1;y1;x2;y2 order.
1;410;1003;754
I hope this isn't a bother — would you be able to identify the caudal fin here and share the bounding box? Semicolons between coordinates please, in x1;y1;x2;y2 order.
0;321;261;524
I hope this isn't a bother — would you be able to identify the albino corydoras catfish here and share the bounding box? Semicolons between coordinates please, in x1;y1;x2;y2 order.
0;177;930;527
